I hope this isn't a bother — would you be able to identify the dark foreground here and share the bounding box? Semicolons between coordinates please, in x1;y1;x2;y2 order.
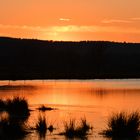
0;37;140;80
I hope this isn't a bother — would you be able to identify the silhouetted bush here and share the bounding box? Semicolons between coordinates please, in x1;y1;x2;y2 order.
103;112;140;138
6;97;30;117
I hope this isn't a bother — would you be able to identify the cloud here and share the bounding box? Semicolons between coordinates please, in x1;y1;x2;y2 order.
0;24;140;35
102;18;140;24
131;17;140;21
49;25;140;34
0;24;42;31
59;18;70;21
102;19;132;24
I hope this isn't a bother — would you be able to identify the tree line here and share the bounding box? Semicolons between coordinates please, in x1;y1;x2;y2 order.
0;37;140;79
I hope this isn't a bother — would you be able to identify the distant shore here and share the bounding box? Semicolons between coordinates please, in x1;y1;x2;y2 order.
0;37;140;80
1;73;140;80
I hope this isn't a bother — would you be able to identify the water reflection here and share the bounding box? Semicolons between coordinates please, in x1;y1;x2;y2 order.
0;80;139;140
106;138;140;140
0;85;36;90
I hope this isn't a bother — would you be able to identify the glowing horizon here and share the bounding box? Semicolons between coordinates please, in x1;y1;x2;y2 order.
0;0;140;42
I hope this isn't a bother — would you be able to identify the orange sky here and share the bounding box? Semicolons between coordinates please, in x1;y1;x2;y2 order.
0;0;140;42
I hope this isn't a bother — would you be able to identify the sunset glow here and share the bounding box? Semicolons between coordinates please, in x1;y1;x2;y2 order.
0;0;140;42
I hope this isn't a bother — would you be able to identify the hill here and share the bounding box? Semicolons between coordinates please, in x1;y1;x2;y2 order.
0;37;140;80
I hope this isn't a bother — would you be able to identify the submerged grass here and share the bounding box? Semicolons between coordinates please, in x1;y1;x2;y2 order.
61;118;91;138
0;97;30;139
103;111;140;138
0;115;28;139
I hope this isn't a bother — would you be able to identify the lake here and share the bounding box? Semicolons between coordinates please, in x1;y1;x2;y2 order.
0;79;140;140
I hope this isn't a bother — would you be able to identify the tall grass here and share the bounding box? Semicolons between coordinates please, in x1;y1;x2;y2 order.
62;118;91;138
77;118;91;135
35;115;55;137
103;111;140;138
63;119;76;138
35;115;47;137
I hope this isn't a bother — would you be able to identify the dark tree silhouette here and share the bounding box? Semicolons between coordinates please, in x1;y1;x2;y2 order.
0;36;140;79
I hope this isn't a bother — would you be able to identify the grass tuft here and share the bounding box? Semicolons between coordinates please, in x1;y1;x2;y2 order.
35;115;47;137
63;119;76;138
61;118;91;138
103;111;140;138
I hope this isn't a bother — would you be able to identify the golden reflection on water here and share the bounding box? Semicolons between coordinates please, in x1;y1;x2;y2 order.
0;80;140;110
0;80;140;140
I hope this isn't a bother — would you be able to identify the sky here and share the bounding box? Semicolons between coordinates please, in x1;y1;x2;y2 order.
0;0;140;42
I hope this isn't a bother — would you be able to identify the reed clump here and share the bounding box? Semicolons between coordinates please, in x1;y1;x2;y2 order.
0;97;30;117
103;111;140;138
61;118;91;138
35;115;47;136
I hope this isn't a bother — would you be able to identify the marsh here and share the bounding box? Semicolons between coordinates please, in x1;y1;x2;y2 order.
0;79;140;140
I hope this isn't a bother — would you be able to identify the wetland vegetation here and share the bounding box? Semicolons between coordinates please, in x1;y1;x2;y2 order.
0;97;139;139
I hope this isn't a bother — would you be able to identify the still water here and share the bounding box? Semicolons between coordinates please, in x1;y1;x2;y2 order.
0;79;140;140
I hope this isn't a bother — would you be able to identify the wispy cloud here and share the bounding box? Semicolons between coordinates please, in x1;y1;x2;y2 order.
102;19;132;24
102;17;140;24
49;25;140;34
131;17;140;21
59;18;70;21
0;24;140;35
0;24;42;31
